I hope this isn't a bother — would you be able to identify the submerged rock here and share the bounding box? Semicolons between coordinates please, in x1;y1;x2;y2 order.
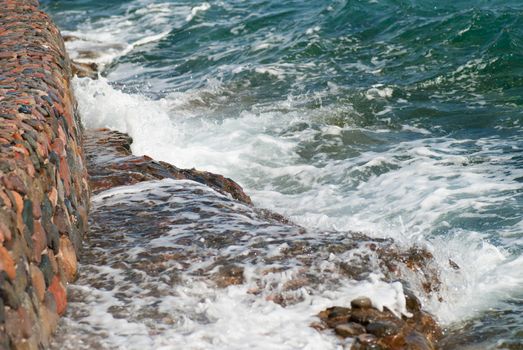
71;61;99;79
318;296;442;350
62;129;446;348
84;128;252;205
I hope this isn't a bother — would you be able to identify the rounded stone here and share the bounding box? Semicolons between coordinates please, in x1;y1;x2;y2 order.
30;264;46;301
0;246;16;281
351;297;373;309
48;275;67;315
334;322;366;338
365;320;401;337
357;333;378;344
57;235;77;282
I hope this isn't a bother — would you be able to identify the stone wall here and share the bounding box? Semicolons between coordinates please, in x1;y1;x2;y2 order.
0;0;90;348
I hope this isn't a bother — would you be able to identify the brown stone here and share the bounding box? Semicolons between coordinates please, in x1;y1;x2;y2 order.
318;306;351;328
53;207;69;234
10;190;25;233
0;222;12;242
71;61;99;79
5;307;23;342
317;300;441;350
357;333;378;344
213;264;244;288
38;299;59;341
404;331;435;350
0;190;12;209
351;297;373;309
30;264;45;301
403;290;421;315
18;306;33;339
48;188;57;207
84;128;253;204
2;174;27;194
31;220;47;263
32;198;41;219
334;322;366;337
0;246;16;281
57;235;77;282
48;275;67;315
365;320;401;337
47;250;59;275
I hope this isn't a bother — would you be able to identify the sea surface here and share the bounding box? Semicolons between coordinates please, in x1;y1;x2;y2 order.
42;0;523;348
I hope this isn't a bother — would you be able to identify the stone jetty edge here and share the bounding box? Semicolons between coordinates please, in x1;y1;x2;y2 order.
0;0;90;348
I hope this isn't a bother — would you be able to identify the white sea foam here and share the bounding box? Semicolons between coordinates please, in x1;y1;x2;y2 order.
62;2;184;66
365;84;393;100
73;74;523;330
186;3;211;22
64;1;523;342
55;179;421;349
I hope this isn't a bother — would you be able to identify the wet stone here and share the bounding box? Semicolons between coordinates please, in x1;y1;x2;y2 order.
0;246;16;281
22;199;33;234
404;331;434;350
351;297;373;309
18;104;32;114
84;128;253;205
334;322;366;337
365;320;400;337
46;223;60;254
404;289;422;313
318;300;440;349
213;264;244;288
38;254;53;287
48;275;67;315
0;298;4;323
30;264;45;301
349;308;382;325
71;61;98;79
0;277;20;309
13;261;28;294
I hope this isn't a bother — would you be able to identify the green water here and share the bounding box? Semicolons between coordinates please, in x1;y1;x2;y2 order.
44;0;523;348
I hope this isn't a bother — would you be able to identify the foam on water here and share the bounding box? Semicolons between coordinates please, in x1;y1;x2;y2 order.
53;0;523;346
53;179;418;349
186;3;211;22
61;2;186;66
73;76;523;327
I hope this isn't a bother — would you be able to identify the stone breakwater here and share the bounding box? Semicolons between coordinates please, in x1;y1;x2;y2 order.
0;0;90;348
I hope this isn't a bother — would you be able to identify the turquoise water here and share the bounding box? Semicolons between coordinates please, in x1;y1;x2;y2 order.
44;0;523;348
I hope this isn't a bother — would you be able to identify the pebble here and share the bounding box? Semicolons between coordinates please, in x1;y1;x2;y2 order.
317;298;441;349
365;320;400;337
350;296;373;309
334;322;366;337
357;333;378;344
48;275;67;315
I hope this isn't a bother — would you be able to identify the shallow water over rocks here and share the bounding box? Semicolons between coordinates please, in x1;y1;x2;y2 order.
50;129;444;349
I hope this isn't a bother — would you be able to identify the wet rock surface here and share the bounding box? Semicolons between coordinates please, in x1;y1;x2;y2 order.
318;296;441;350
84;128;252;205
0;0;90;348
70;61;98;80
51;168;443;349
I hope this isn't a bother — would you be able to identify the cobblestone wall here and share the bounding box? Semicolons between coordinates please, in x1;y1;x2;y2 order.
0;0;90;348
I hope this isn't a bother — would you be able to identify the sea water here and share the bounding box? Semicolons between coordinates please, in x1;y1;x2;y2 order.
42;0;523;348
